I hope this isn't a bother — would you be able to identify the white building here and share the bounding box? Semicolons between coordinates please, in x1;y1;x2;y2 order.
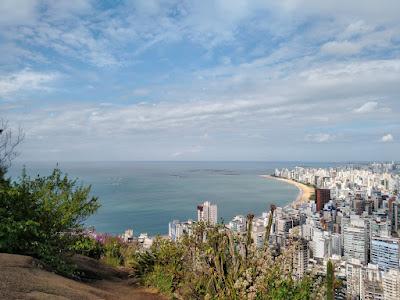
294;238;309;279
312;229;330;259
382;269;400;300
330;233;342;256
168;219;194;241
346;258;363;299
370;236;400;271
197;201;218;225
138;233;153;249
343;215;369;264
121;228;134;243
251;217;266;248
229;215;247;233
346;259;385;300
362;263;384;300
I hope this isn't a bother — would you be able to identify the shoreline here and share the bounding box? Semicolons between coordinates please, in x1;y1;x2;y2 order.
260;175;315;209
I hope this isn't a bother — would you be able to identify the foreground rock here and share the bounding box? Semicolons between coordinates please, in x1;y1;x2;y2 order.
0;253;165;300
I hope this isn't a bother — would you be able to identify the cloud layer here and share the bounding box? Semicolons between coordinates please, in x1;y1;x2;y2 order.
0;1;399;161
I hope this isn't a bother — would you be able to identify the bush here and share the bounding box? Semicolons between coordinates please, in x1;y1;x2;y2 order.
0;168;100;275
70;235;104;259
132;223;321;299
101;236;125;267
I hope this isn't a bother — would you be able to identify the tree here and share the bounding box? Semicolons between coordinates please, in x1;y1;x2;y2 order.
326;260;334;300
0;119;24;178
0;168;100;275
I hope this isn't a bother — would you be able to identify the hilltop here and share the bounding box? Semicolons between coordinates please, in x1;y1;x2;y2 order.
0;253;165;300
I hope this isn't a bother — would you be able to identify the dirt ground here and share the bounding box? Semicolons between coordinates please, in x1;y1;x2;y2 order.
0;253;166;300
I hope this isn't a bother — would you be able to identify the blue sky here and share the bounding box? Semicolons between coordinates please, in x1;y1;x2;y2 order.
0;0;399;161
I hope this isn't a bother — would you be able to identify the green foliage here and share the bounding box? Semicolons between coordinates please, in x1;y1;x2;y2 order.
131;223;319;299
120;242;141;268
101;236;124;267
70;236;104;259
143;265;175;297
0;168;100;275
326;260;334;300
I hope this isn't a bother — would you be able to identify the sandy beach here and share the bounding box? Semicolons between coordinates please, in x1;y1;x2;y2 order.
261;175;315;208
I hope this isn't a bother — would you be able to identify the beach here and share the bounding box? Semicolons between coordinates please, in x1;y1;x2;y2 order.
261;175;315;208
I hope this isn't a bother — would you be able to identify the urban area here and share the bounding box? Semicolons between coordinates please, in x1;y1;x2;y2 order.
120;162;400;299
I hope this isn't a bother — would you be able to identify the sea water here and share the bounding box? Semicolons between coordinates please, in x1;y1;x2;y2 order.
8;161;323;235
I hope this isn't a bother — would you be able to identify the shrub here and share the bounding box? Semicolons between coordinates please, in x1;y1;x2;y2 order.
0;168;99;275
133;223;320;299
101;236;125;267
70;235;104;259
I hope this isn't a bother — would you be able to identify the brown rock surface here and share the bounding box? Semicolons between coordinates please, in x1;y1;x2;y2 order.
0;253;166;300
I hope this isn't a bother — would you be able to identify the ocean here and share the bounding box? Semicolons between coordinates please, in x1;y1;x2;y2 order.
8;161;324;235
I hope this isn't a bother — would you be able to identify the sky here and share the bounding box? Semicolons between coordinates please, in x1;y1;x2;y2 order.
0;0;399;162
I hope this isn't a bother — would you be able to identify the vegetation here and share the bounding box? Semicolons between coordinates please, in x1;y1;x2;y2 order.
0;119;23;179
326;260;334;300
70;235;104;259
130;222;322;299
0;168;100;275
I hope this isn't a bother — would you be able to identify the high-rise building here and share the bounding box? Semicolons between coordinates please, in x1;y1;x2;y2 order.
362;263;384;300
197;201;218;225
346;258;363;299
370;236;400;271
294;238;309;279
343;216;369;264
346;260;385;300
312;229;330;259
330;233;342;256
391;201;400;236
370;217;391;239
383;269;400;300
168;219;194;241
353;194;366;215
316;189;331;211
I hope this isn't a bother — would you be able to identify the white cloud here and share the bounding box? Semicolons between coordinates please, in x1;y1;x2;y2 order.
1;0;399;68
321;40;362;55
381;134;394;143
1;1;400;161
354;101;379;113
342;20;372;38
0;0;40;25
0;69;58;98
353;101;392;114
305;133;335;143
171;145;203;158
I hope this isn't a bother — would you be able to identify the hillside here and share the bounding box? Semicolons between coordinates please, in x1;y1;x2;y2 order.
0;253;166;300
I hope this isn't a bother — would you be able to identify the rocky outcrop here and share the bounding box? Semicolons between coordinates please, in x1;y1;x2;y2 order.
0;253;165;300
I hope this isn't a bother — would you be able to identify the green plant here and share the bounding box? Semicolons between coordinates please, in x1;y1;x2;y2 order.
132;223;319;299
101;236;124;267
0;168;99;275
70;236;104;259
326;260;334;300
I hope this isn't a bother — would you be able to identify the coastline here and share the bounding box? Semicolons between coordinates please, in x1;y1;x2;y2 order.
260;175;315;209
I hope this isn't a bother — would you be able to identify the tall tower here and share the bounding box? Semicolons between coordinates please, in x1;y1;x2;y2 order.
197;201;218;225
315;188;331;211
391;201;400;236
343;216;369;265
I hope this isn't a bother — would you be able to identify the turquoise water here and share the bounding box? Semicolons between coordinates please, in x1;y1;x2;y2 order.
9;161;302;235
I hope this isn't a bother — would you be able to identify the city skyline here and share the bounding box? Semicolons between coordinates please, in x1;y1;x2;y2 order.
0;1;399;162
